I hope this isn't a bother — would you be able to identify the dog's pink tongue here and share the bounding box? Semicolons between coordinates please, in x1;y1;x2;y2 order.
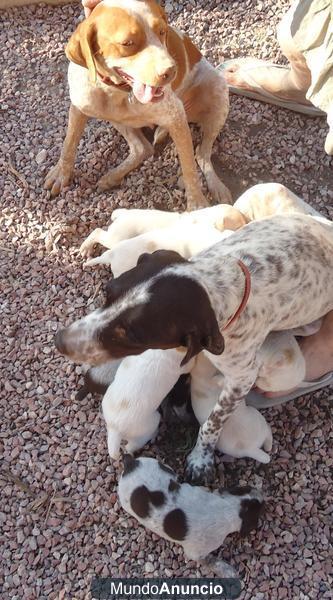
132;80;156;104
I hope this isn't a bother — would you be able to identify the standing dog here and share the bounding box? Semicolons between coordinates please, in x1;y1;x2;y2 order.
44;0;230;209
55;214;333;483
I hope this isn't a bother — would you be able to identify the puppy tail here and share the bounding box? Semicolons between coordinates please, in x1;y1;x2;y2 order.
247;448;271;464
107;429;122;460
263;428;273;453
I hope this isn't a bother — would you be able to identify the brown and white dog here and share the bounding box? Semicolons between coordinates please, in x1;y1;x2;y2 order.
44;0;230;209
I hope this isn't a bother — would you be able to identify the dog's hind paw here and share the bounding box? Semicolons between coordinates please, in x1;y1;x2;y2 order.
202;556;238;579
185;447;216;485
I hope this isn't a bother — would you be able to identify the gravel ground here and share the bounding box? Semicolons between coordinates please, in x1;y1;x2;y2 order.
1;1;332;598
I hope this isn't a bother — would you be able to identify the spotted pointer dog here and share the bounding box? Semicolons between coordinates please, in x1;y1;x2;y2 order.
55;213;333;483
44;0;230;209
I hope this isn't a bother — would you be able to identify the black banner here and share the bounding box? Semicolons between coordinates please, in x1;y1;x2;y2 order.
91;578;242;600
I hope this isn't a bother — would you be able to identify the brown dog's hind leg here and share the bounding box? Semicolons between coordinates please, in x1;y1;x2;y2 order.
195;85;232;204
167;118;208;210
196;117;232;204
44;104;88;197
185;77;231;204
97;126;153;191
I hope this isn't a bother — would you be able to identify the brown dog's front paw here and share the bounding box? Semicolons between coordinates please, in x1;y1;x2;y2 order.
97;172;122;192
44;162;73;197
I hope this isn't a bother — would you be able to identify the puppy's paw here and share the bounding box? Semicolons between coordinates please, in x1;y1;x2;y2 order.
185;447;215;485
203;556;238;579
79;239;100;259
44;161;73;197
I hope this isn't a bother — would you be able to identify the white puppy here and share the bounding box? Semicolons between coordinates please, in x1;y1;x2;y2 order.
233;182;323;221
79;203;247;258
102;349;194;460
191;330;308;463
84;224;231;276
80;182;322;262
255;331;306;392
191;354;273;463
119;455;264;578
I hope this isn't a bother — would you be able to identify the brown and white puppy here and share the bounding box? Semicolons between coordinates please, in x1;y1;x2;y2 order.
44;0;230;209
55;214;333;484
118;455;264;578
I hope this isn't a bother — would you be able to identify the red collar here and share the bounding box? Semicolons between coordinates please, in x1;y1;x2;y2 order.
223;260;251;330
97;71;131;92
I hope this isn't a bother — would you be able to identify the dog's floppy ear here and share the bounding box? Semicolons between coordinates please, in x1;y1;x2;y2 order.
180;326;224;366
66;19;97;83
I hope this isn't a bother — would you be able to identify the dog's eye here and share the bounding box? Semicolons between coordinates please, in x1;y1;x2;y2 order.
160;30;166;36
121;40;134;47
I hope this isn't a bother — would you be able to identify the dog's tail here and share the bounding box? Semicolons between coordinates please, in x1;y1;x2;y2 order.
107;428;122;460
246;448;271;464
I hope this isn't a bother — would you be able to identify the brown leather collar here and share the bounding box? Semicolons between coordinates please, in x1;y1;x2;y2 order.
223;259;251;330
97;70;131;92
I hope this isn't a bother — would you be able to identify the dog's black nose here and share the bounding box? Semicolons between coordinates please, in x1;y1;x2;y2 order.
55;329;66;355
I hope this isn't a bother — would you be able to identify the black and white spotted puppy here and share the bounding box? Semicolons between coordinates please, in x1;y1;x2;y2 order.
118;455;264;578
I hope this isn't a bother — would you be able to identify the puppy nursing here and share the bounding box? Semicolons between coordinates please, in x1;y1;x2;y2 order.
102;348;194;459
79;202;246;269
80;182;321;275
118;455;264;577
84;225;232;276
191;354;273;463
99;329;306;464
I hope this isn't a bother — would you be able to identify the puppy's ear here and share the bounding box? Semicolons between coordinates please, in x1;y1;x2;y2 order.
215;207;248;232
122;454;140;476
137;249;186;267
104;279;124;304
180;328;224;366
66;19;97;83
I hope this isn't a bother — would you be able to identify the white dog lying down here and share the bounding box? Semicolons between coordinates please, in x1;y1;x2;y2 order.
79;202;247;259
101;327;312;461
84;224;231;276
80;183;323;270
118;455;264;578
